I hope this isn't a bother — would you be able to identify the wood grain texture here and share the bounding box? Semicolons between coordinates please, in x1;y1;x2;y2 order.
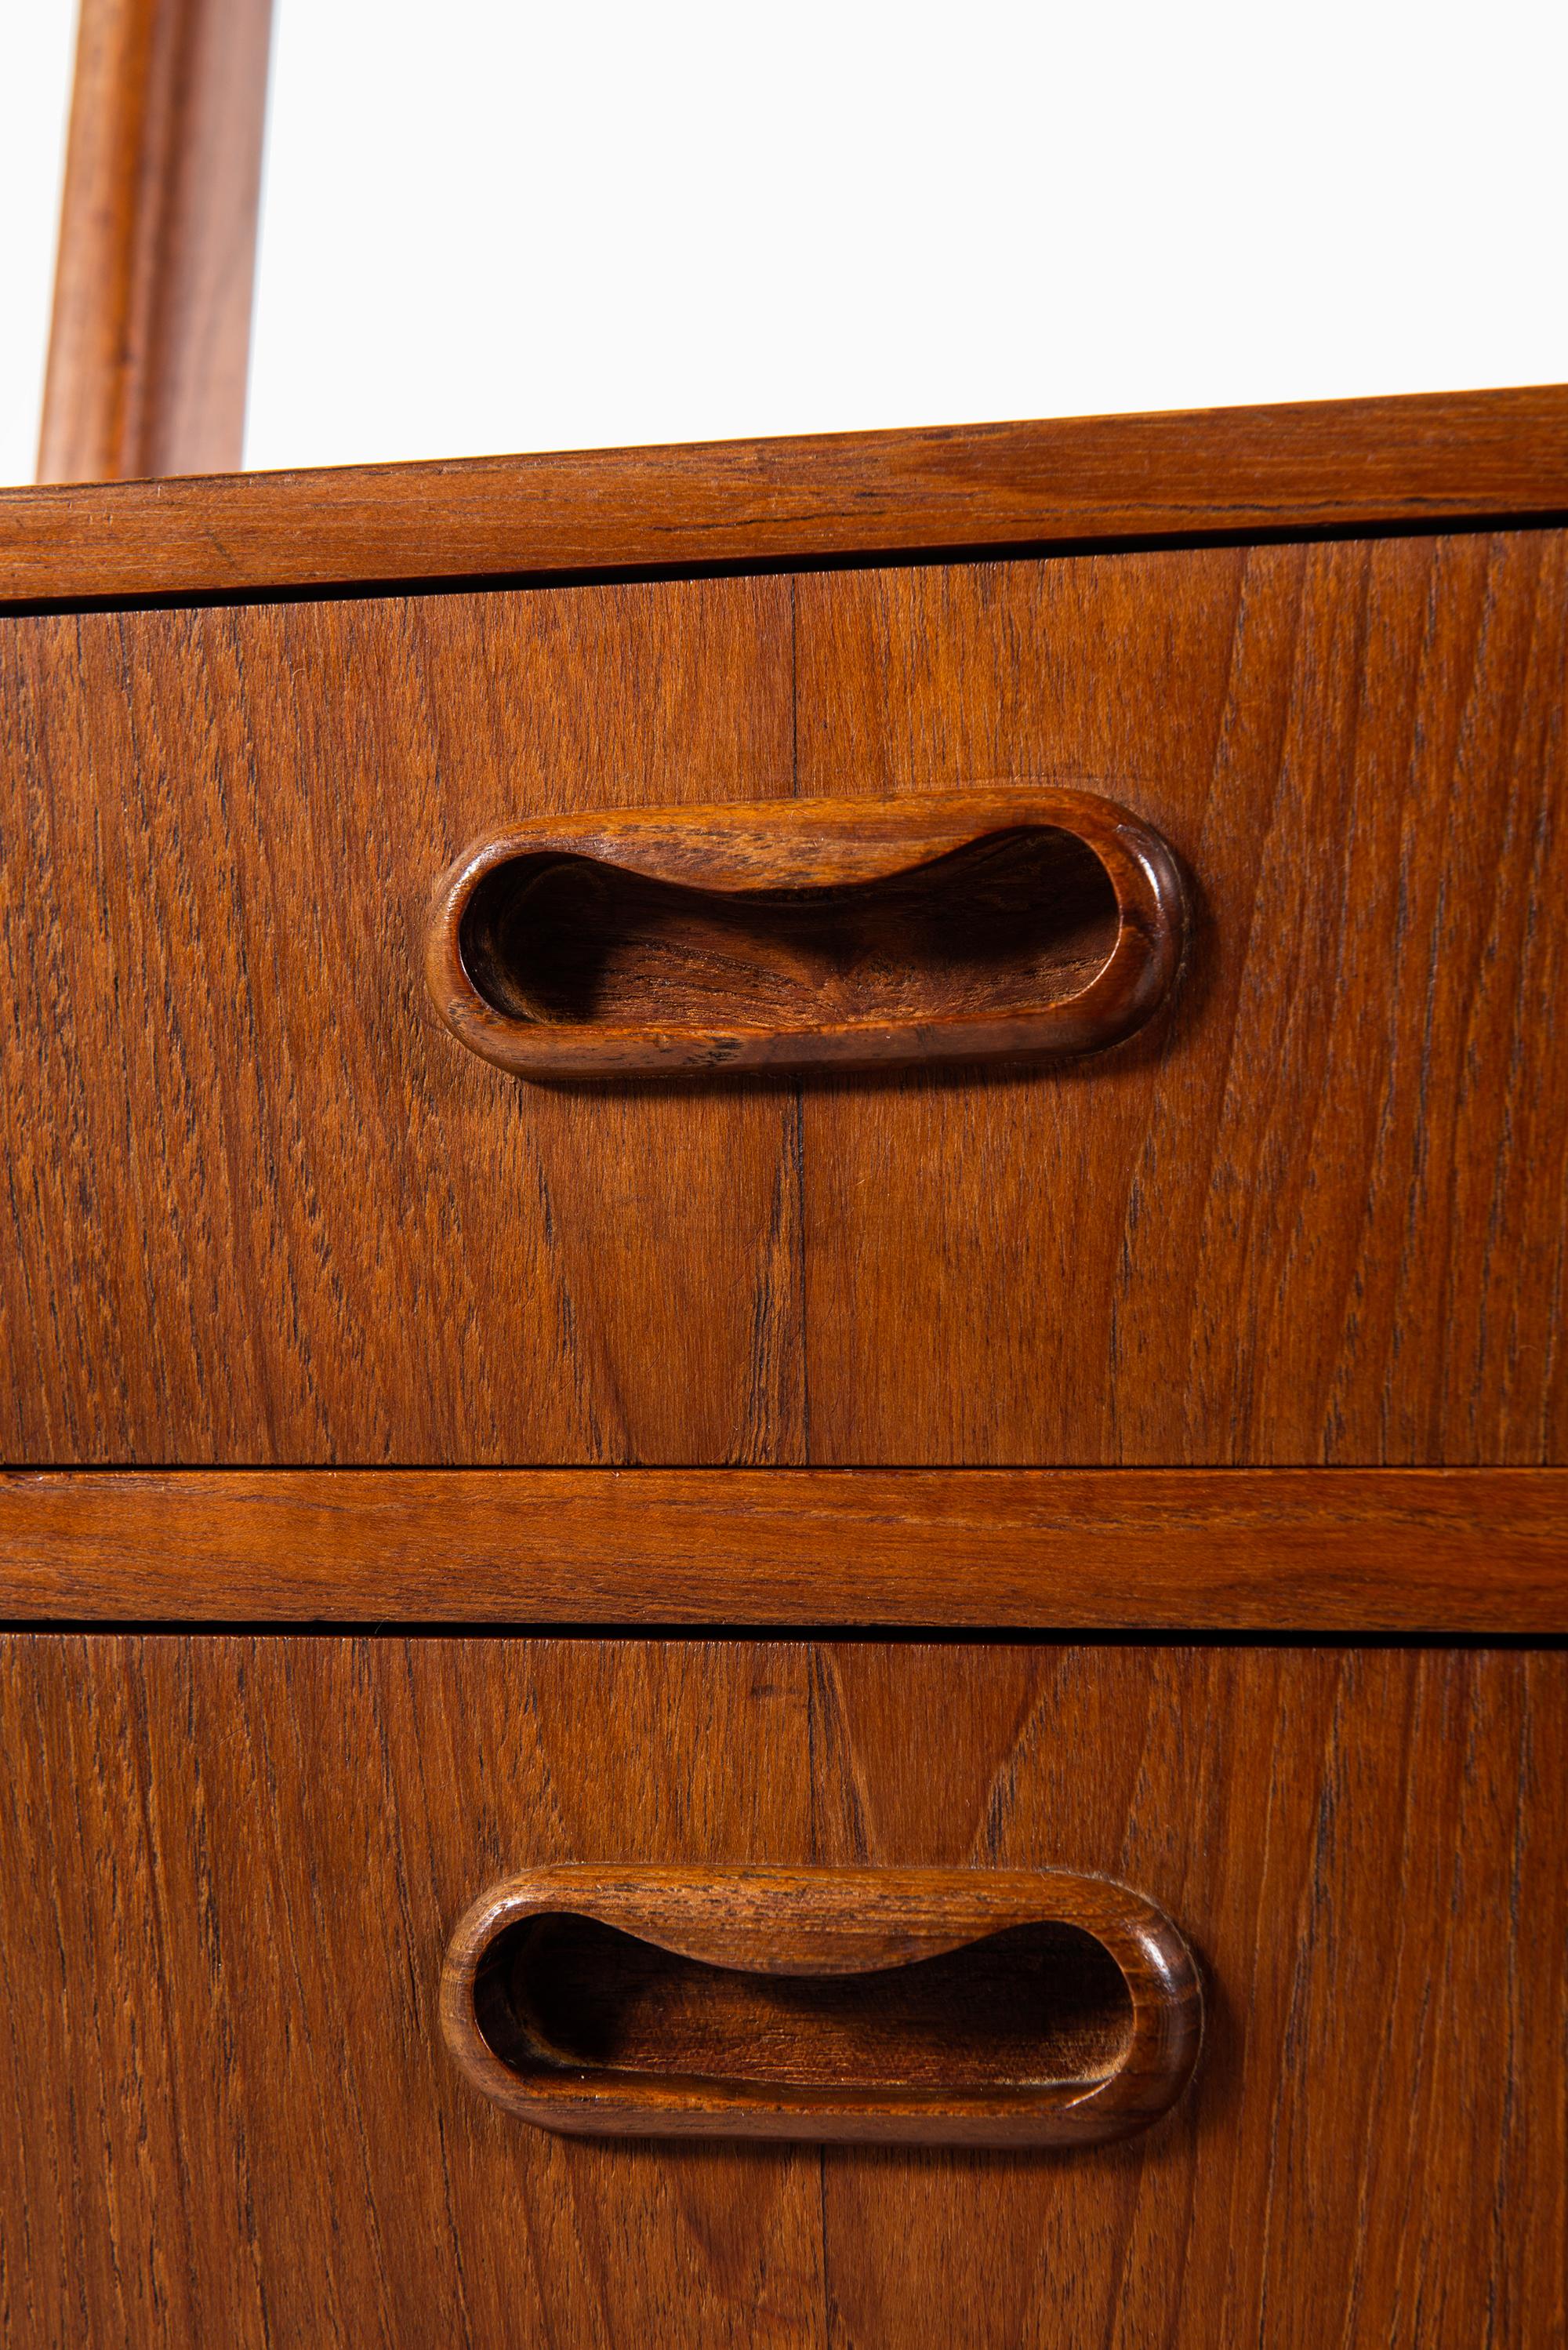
0;1634;1561;2345
0;578;804;1463
467;1909;1133;2110
428;788;1185;1078
2;383;1566;602
37;0;273;483
5;533;1564;1462
3;1469;1566;1630
797;531;1568;1462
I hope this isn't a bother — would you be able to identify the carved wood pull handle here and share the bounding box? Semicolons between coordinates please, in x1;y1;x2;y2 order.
425;786;1187;1079
439;1864;1203;2145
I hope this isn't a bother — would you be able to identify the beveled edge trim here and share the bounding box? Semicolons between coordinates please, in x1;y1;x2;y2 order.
2;385;1566;608
438;1862;1203;2146
2;1467;1564;1632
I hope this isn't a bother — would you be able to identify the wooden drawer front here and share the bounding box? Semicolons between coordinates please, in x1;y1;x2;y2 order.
2;532;1564;1465
1;1633;1561;2347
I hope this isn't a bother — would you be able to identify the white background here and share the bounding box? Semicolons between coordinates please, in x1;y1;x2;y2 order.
3;0;1566;485
0;0;75;484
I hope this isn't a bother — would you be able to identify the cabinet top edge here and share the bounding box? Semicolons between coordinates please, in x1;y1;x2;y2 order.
4;385;1567;611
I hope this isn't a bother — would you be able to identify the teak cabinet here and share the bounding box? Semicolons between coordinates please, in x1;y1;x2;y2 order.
2;389;1566;2346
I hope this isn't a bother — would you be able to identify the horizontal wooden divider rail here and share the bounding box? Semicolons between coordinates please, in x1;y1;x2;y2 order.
4;384;1568;607
2;1469;1564;1630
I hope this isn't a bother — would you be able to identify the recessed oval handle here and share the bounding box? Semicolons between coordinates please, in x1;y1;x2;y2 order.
425;786;1187;1079
439;1864;1203;2146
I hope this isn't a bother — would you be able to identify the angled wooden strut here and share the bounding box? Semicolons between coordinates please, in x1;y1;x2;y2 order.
37;0;274;483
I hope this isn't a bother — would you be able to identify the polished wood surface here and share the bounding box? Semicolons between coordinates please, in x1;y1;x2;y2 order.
0;1634;1560;2345
0;383;1563;601
796;531;1568;1462
0;576;803;1462
2;534;1563;1463
441;1863;1201;2145
3;1468;1566;1629
5;386;1562;2345
429;788;1185;1077
37;0;273;482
